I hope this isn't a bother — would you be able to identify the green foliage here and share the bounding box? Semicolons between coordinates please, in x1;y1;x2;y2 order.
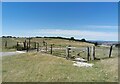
115;44;120;47
70;37;75;40
94;42;98;46
81;38;86;42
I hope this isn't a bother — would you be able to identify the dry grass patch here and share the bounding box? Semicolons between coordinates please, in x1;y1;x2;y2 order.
2;52;118;82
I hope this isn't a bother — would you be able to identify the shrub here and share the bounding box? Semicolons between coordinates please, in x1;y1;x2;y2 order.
81;38;86;42
70;37;75;40
94;42;98;46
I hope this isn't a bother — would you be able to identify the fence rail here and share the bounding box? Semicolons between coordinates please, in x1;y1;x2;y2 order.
3;38;114;62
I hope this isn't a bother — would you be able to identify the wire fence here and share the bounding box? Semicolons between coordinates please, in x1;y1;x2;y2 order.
3;39;118;62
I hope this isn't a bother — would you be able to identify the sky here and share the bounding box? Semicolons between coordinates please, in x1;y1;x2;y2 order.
2;0;120;2
2;2;118;41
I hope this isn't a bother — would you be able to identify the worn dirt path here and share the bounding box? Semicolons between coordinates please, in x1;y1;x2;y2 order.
0;51;26;57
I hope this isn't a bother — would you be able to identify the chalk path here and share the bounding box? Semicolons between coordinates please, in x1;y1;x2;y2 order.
0;51;26;57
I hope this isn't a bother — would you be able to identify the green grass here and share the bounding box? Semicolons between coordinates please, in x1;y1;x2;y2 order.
2;48;16;52
0;37;1;83
2;52;118;82
1;37;94;52
46;46;118;60
1;37;118;82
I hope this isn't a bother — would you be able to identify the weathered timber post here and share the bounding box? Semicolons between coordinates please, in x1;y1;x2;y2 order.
28;38;31;49
43;41;45;46
23;40;26;50
66;46;70;59
24;40;26;49
26;42;29;52
89;47;92;60
87;47;90;61
34;42;36;49
50;44;53;54
60;45;62;56
23;42;25;49
90;46;93;60
91;46;96;60
45;42;47;52
93;46;96;60
66;47;68;59
109;45;113;58
5;41;7;48
37;43;39;52
17;42;19;50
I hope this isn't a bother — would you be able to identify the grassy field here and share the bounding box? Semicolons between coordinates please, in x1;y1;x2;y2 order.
1;37;118;82
2;52;118;82
0;55;1;83
1;37;94;52
2;37;117;59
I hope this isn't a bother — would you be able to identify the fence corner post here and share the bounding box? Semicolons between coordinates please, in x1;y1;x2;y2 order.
109;45;113;58
17;42;19;51
45;42;47;53
26;42;28;52
5;41;7;48
66;46;69;59
37;43;39;52
50;44;53;54
87;47;90;61
93;46;96;60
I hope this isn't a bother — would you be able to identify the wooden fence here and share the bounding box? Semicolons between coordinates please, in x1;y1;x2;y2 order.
66;46;113;61
4;39;114;62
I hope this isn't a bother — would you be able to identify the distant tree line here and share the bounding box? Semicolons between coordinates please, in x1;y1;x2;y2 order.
115;43;120;47
2;35;98;45
36;36;96;45
2;36;14;38
36;36;87;42
2;36;26;38
2;36;87;42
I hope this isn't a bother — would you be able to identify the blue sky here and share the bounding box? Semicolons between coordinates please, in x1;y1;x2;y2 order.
2;2;118;41
2;0;120;2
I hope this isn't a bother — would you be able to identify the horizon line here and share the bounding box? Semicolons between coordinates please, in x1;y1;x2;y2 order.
1;35;118;41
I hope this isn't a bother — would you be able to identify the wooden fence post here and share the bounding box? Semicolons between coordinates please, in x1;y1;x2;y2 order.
34;42;36;49
26;42;28;52
28;38;31;49
66;46;70;59
66;47;68;59
93;46;95;60
23;42;25;49
17;42;19;50
5;41;7;48
24;40;26;49
43;41;45;46
90;47;92;60
45;42;47;52
50;44;53;54
87;47;90;61
23;40;26;50
37;43;39;52
91;46;93;60
109;45;113;58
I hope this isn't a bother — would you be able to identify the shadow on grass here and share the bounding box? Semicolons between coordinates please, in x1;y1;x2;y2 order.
101;56;116;60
